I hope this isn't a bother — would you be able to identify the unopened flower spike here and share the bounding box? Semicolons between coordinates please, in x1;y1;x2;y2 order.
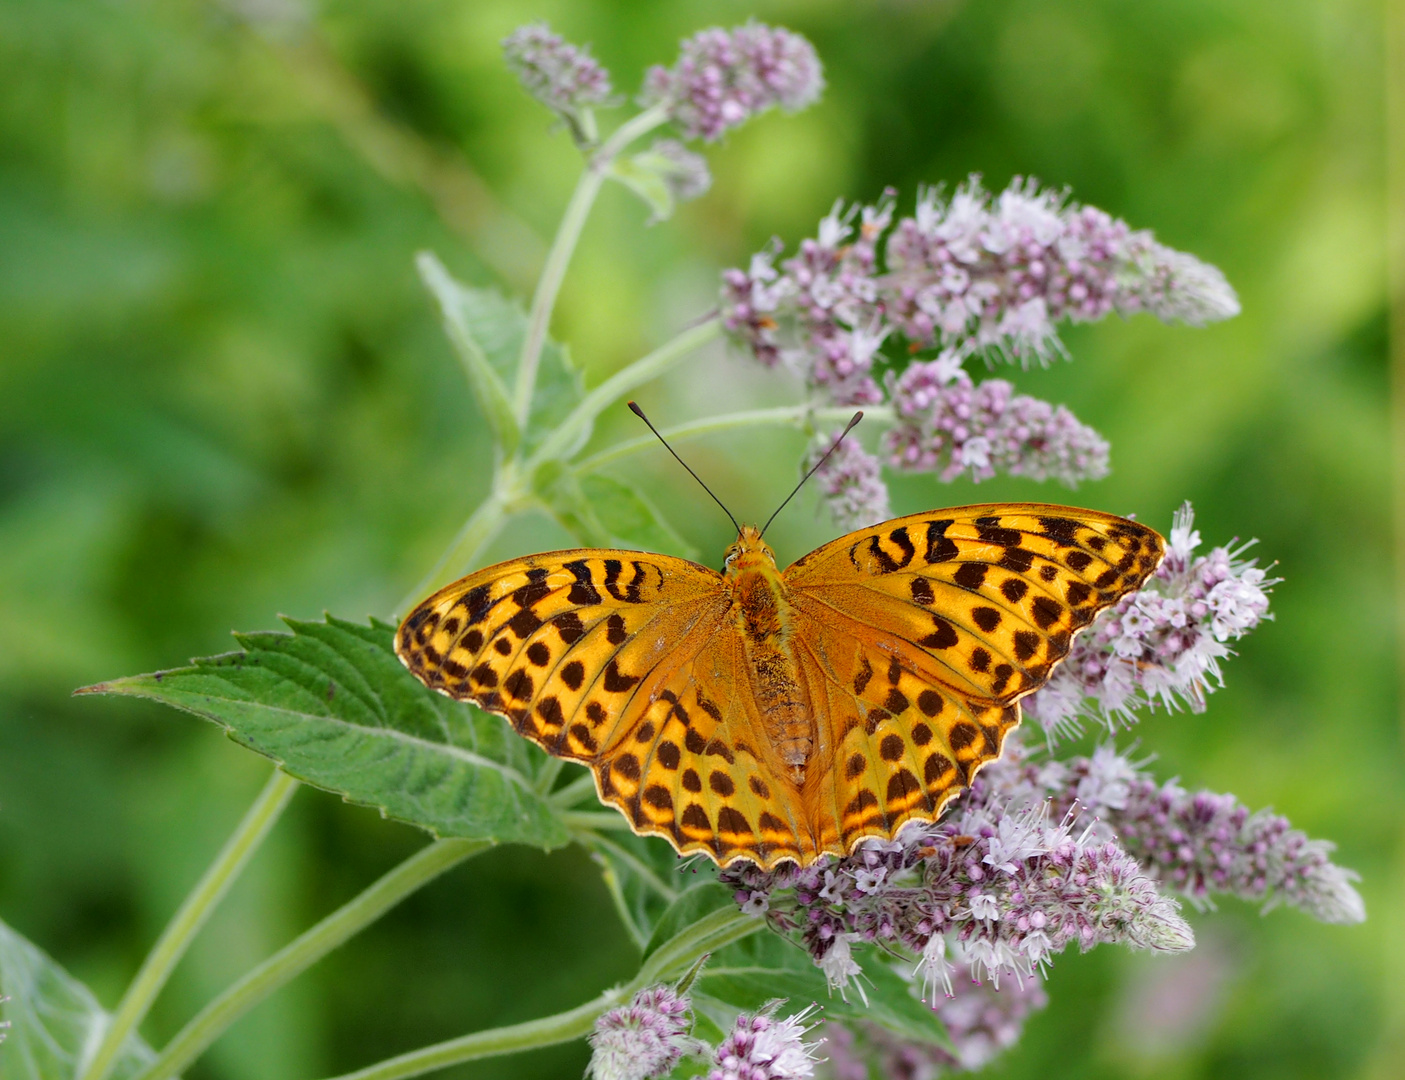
502;23;613;144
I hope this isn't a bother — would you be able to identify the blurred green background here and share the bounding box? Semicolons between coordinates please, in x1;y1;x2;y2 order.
1;0;1399;1077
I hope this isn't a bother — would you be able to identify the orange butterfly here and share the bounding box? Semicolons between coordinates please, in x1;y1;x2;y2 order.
396;414;1163;868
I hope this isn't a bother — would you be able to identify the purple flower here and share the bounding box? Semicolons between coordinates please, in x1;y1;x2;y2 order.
643;22;824;142
883;353;1109;485
709;1003;824;1080
1023;503;1276;738
976;740;1365;924
502;23;612;134
721;179;1238;383
806;431;891;530
721;802;1193;1004
821;960;1049;1077
588;984;700;1080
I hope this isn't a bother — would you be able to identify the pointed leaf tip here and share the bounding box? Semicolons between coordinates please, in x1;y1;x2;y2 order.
72;615;571;849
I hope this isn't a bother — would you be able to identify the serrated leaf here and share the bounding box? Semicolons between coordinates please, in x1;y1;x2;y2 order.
539;469;698;558
0;918;167;1080
416;253;587;457
697;934;951;1051
78;615;570;850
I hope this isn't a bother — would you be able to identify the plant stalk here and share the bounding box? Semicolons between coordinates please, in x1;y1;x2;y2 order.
572;403;894;476
527;317;724;471
512;104;670;426
313;907;756;1080
134;839;488;1080
77;769;299;1080
398;486;514;613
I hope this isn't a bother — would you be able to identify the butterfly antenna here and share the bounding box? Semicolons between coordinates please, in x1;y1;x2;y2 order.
760;411;863;539
627;401;741;534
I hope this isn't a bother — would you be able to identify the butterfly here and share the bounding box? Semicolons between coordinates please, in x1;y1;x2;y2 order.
396;502;1163;868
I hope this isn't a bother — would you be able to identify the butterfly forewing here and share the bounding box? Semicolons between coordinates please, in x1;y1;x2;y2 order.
396;549;814;865
783;503;1164;849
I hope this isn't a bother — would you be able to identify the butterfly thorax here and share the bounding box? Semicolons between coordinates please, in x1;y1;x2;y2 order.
724;527;813;785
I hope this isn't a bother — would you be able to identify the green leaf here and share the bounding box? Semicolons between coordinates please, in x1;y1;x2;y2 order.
581;475;698;558
643;883;736;962
579;830;688;949
416;253;587;458
417;253;520;456
538;469;698;558
77;615;571;851
0;918;165;1080
608;144;709;225
697;934;952;1051
609;154;676;224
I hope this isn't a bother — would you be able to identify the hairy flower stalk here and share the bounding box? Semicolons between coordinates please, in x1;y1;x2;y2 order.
1023;503;1277;739
587;984;700;1080
983;742;1366;924
502;23;612;140
643;22;825;142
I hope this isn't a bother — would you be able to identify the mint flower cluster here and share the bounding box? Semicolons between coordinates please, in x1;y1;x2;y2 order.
1023;504;1276;738
641;22;825;142
502;23;612;134
716;719;1362;1072
587;987;822;1080
1002;744;1366;923
884;351;1110;484
721;179;1239;395
722;791;1195;1006
823;966;1048;1077
720;182;1240;528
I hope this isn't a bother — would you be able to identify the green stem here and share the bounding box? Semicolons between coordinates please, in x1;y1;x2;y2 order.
560;810;633;832
78;770;298;1080
533;757;566;796
578;833;678;905
313;907;757;1080
572;403;893;476
512;104;670;426
526;318;724;472
134;839;488;1080
398;487;513;613
318;990;622;1080
548;771;598;808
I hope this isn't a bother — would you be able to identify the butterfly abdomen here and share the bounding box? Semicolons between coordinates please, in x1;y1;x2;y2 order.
730;550;813;783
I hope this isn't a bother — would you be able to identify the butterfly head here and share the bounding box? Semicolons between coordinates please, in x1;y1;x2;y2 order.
722;525;777;578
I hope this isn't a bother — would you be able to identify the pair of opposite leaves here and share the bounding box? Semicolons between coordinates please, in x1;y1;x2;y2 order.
396;498;1162;869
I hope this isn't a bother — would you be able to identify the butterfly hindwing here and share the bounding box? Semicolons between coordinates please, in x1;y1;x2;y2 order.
788;626;1018;852
613;632;812;867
